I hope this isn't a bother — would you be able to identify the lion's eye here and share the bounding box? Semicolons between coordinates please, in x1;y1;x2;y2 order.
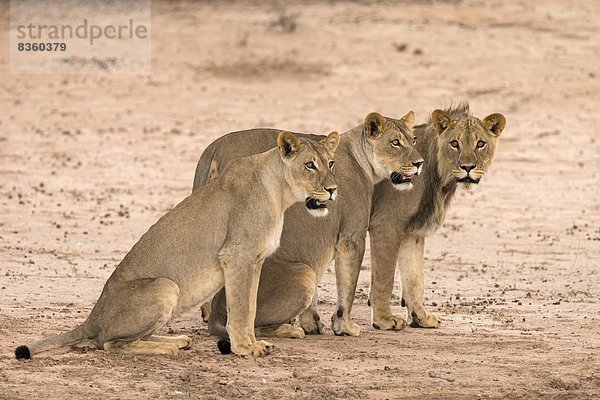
305;161;316;170
476;140;486;149
450;140;459;149
391;139;402;148
328;161;335;170
412;137;417;145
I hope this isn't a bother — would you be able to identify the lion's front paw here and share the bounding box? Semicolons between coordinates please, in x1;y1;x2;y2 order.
331;315;360;336
299;313;325;335
285;326;306;339
409;310;441;328
261;324;305;339
372;314;406;331
253;340;274;356
231;339;274;357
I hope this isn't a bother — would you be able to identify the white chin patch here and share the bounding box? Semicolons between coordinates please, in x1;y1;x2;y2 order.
461;183;479;192
457;176;482;192
308;208;329;218
392;182;413;191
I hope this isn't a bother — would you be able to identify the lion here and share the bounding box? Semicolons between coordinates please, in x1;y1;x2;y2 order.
192;111;423;343
15;131;340;359
368;103;506;329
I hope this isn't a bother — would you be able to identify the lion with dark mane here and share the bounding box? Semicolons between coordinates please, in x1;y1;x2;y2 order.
367;103;506;329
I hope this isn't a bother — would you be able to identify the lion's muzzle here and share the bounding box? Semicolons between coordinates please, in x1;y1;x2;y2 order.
457;164;481;184
305;197;328;210
390;172;413;185
458;176;480;184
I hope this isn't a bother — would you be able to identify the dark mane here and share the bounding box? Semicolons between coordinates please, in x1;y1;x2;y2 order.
428;102;471;122
406;103;470;235
411;102;471;131
445;102;470;118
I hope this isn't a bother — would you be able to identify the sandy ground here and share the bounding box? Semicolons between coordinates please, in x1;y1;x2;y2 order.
1;0;599;398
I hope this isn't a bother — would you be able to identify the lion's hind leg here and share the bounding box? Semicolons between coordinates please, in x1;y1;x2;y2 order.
104;339;179;355
256;260;317;335
200;301;212;322
97;277;184;355
143;335;192;350
256;324;305;339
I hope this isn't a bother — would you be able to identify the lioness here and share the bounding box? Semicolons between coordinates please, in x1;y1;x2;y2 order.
193;112;423;340
15;131;340;359
368;103;506;329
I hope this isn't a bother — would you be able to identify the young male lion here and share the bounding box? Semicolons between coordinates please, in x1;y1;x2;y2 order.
368;104;506;330
192;111;423;342
15;131;339;359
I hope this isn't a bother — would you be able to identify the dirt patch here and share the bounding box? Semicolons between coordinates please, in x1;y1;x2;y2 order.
204;57;330;79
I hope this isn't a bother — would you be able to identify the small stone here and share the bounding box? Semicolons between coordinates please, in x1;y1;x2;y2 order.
179;371;194;383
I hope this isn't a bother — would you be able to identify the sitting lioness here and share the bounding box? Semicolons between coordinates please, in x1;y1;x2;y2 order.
15;131;340;359
368;104;506;329
193;111;423;341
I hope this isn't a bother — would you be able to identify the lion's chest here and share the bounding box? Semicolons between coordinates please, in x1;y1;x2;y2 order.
264;215;284;257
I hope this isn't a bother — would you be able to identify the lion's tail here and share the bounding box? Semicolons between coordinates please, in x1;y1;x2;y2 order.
15;321;90;359
208;315;232;355
207;298;232;355
192;144;220;193
216;338;232;355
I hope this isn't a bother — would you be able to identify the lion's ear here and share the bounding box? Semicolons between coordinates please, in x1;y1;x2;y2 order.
400;111;415;129
432;110;451;135
320;131;340;155
364;112;387;139
482;113;506;137
277;131;302;159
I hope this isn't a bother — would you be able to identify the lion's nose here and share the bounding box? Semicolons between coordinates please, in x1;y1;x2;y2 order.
325;186;337;200
412;160;424;169
460;164;476;173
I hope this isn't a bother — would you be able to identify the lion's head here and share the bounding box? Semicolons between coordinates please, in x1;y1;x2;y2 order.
277;131;340;217
431;107;506;188
365;111;424;191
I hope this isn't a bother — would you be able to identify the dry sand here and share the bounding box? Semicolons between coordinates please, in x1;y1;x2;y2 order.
1;0;599;398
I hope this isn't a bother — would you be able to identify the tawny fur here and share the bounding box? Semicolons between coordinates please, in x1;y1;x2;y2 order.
368;103;506;329
15;131;340;359
194;112;423;337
